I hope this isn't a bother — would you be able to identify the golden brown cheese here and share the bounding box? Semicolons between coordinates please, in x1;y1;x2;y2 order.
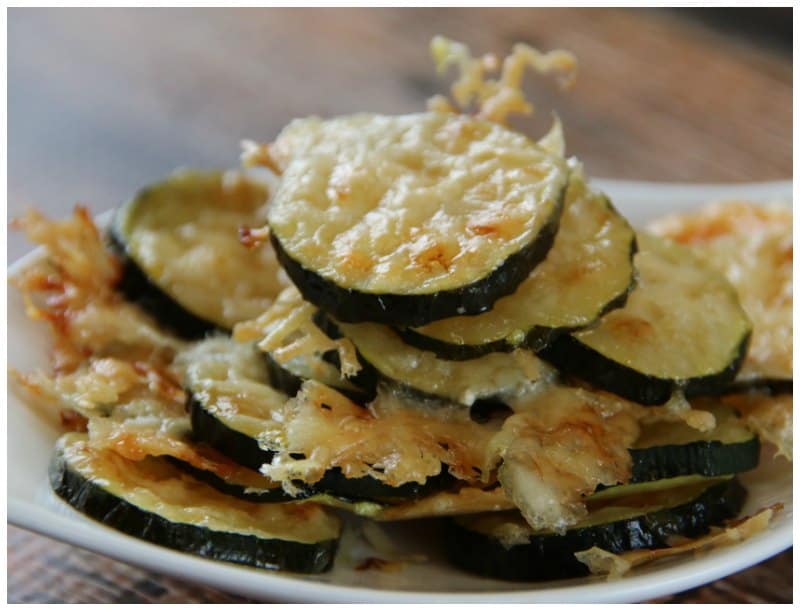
723;393;792;460
234;286;360;377
260;382;501;488
264;112;568;294
650;201;792;382
489;386;640;532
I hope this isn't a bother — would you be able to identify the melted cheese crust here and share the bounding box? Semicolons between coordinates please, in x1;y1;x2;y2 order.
260;382;501;487
414;171;635;346
489;386;639;532
120;171;287;328
574;234;751;378
58;433;340;543
267;112;568;294
650;201;792;381
336;320;550;405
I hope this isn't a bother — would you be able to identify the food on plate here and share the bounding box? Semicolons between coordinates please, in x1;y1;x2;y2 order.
11;36;790;581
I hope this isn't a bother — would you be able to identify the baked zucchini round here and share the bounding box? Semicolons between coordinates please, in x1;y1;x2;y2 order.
267;112;569;326
50;433;341;574
444;476;746;581
539;234;752;405
399;173;637;359
110;170;284;339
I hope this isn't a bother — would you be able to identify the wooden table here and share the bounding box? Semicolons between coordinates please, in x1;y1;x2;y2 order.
7;7;792;603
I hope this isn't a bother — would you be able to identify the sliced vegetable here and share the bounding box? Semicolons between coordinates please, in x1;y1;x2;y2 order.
630;403;760;482
539;234;752;405
50;433;341;573
649;201;791;388
444;476;746;581
399;171;637;360
315;312;550;406
266;112;568;326
110;170;285;338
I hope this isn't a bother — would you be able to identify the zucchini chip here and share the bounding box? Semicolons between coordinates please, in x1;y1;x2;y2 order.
399;172;637;360
110;170;286;339
315;312;551;407
445;476;746;581
650;201;792;390
264;351;369;403
540;234;752;405
266;112;569;327
51;434;341;574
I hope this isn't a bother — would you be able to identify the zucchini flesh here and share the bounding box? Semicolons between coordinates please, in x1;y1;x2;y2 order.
540;234;752;404
315;313;550;407
267;112;568;326
110;170;285;338
50;433;341;574
445;476;746;581
400;172;637;360
630;403;760;482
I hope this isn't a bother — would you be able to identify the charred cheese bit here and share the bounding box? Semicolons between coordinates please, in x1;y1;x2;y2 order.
12;207;182;372
117;170;289;328
429;36;577;125
234;287;360;377
260;382;500;488
265;112;568;294
650;201;792;382
488;386;639;533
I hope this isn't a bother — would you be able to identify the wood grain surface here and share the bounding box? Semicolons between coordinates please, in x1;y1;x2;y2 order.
7;7;792;604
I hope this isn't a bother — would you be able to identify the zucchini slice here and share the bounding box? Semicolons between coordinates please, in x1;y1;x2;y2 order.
181;337;287;471
398;173;637;360
110;170;285;339
444;476;746;581
267;112;569;327
50;433;341;574
630;403;760;482
315;312;550;407
649;201;792;389
539;234;752;405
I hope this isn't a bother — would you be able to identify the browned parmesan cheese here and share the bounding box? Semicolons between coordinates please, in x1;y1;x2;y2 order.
260;382;500;488
489;386;640;532
650;201;792;382
723;393;792;460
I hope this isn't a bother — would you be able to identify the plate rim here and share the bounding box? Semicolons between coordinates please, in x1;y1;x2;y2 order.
7;178;793;603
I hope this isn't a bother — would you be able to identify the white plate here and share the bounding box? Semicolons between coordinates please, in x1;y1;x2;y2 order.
8;179;793;603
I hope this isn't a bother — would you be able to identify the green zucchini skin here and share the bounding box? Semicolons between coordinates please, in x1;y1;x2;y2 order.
109;231;222;340
49;446;338;574
539;332;751;406
188;394;274;472
630;438;760;483
395;281;633;361
269;191;564;328
720;378;792;397
444;477;746;582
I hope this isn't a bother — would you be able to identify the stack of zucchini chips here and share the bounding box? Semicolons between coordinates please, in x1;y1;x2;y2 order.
48;110;779;582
